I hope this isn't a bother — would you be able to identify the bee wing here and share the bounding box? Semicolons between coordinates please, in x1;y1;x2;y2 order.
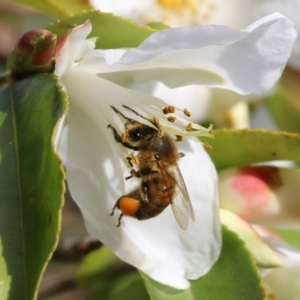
170;165;194;230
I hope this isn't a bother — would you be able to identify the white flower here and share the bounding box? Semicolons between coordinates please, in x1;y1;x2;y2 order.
91;0;299;126
91;0;300;71
254;0;300;72
55;14;295;289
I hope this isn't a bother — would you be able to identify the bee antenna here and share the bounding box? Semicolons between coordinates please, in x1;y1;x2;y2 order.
122;105;151;122
110;106;121;115
122;105;160;129
110;106;133;122
122;105;142;117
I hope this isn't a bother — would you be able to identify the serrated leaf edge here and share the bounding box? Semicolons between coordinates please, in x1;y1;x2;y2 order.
32;77;68;299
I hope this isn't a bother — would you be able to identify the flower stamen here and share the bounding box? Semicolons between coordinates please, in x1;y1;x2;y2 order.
168;116;177;122
162;105;175;114
186;123;193;131
204;141;212;150
175;135;183;142
183;108;191;117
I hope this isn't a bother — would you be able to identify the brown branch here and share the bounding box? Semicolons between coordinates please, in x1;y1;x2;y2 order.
0;72;13;89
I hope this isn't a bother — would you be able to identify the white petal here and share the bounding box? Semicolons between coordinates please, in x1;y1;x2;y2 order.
55;21;92;77
77;13;296;95
62;70;221;288
152;83;211;123
97;0;300;72
254;0;300;71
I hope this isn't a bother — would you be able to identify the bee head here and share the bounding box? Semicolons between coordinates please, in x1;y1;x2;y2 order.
126;121;157;143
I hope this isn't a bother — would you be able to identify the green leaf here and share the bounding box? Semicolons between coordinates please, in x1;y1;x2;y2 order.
11;0;92;19
271;228;300;251
192;227;264;300
78;247;149;299
147;22;171;30
220;209;282;268
264;86;300;132
90;272;149;300
140;272;191;300
47;10;156;49
77;246;121;286
0;74;66;299
140;227;264;300
203;129;300;170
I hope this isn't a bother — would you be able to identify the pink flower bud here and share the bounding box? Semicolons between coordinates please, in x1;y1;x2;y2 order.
219;166;300;228
11;29;57;78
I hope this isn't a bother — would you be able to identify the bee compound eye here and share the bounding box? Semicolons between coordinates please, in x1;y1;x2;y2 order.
128;126;154;142
119;197;141;215
128;129;144;141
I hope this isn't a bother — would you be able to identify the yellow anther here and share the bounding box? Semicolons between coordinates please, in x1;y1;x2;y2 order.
186;122;193;131
157;0;197;12
158;128;164;137
183;108;191;117
162;105;175;114
175;135;183;142
204;141;212;150
167;116;177;122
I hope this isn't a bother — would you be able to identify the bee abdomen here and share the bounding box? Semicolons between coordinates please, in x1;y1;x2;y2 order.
134;203;164;220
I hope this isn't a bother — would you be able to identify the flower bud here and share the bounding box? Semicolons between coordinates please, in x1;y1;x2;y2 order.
218;166;300;228
11;29;57;78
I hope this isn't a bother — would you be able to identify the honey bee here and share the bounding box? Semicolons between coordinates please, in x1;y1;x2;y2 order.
107;106;194;230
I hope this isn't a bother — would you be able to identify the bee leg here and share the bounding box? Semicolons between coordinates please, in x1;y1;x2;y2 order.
126;156;133;168
179;152;185;158
109;203;118;216
125;169;138;180
110;202;123;227
125;168;159;180
117;213;124;227
140;168;158;176
126;154;139;167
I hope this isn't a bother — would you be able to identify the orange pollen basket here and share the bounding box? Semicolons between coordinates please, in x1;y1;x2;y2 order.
119;197;141;215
